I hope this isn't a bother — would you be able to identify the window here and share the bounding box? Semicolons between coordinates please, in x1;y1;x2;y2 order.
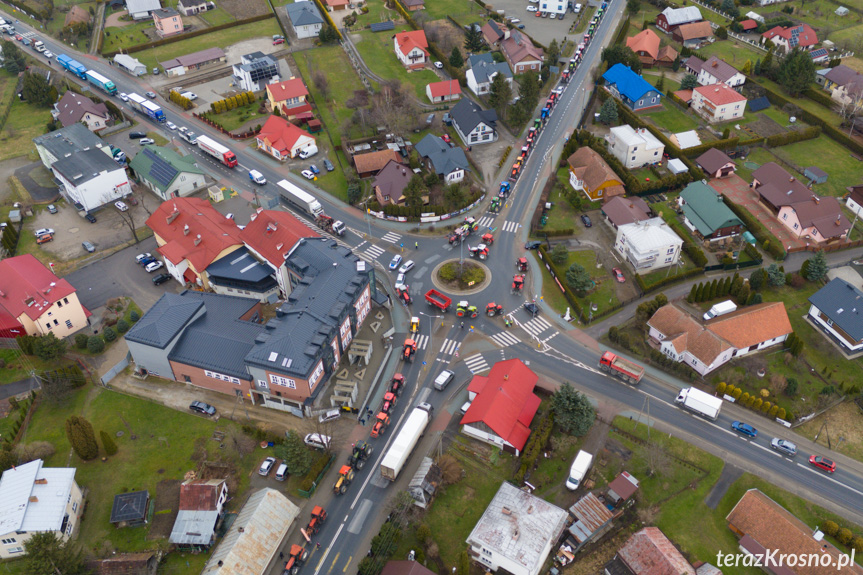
782;213;787;220
57;301;63;308
667;247;675;254
651;97;656;103
793;223;798;230
631;156;635;162
258;379;269;389
204;370;241;385
54;319;59;326
46;323;51;330
64;298;69;304
1;538;16;545
65;320;72;329
633;147;637;152
72;501;78;512
665;256;673;262
183;375;191;383
812;230;818;237
7;547;23;554
270;374;297;388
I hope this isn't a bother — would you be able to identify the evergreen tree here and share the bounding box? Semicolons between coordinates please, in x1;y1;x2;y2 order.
777;48;815;96
736;283;750;306
656;71;666;91
709;278;719;299
598;98;619;125
695;282;705;302
274;431;313;475
688;284;698;303
805;251;828;281
742;59;752;75
488;72;512;118
464;25;483;52
100;430;118;456
65;416;99;460
565;263;593;293
601;44;642;74
749;268;765;290
403;175;426;209
449;46;463;68
681;73;698;90
551;242;568;264
23;532;89;575
552;382;596;436
22;73;55;108
626;0;641;14
33;333;67;361
1;40;26;74
754;58;762;75
672;54;681;72
766;263;786;287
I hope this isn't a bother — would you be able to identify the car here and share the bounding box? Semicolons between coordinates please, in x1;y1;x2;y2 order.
14;34;21;40
770;438;797;457
304;433;331;450
809;455;836;473
525;240;542;250
139;257;156;267
115;201;128;212
145;261;164;273
129;131;146;139
395;276;407;291
581;214;592;227
135;253;152;264
178;126;188;134
389;254;403;270
510;18;521;23
434;61;443;68
140;138;155;145
535;9;542;15
36;233;53;245
85;213;97;224
460;401;472;415
119;93;129;102
309;164;320;174
441;134;452;145
613;268;625;283
275;462;288;481
189;400;216;416
731;421;757;438
527;5;538;10
258;456;276;476
145;91;157;99
46;204;57;214
43;51;53;58
301;169;315;180
323;158;334;171
180;91;197;100
549;12;556;18
34;228;54;237
273;37;285;45
517;24;525;29
152;273;171;285
166;121;177;130
82;241;95;253
399;260;415;274
524;302;539;316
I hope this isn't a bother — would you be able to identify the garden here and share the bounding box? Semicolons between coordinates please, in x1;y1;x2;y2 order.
353;30;440;102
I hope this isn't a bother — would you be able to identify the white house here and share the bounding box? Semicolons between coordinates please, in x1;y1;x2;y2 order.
129;145;206;200
846;185;863;218
686;55;746;87
0;460;84;559
286;1;324;39
615;217;682;273
605;124;664;169
808;278;863;353
466;53;513;96
33;123;112;170
415;134;470;184
393;30;429;70
691;84;747;123
232;52;281;92
449;98;498;146
539;0;566;16
51;148;132;213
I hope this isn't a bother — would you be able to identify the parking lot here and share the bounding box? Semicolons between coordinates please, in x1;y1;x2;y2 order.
487;0;583;42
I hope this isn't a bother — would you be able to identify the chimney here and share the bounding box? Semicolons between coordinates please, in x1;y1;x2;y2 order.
194;234;202;246
836;217;841;226
789;177;795;182
813;195;820;204
165;208;180;225
276;243;284;250
183;224;190;235
29;496;38;503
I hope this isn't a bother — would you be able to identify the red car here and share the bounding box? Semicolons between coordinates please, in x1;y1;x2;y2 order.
613;268;625;283
441;134;452;145
273;38;285;45
809;455;836;473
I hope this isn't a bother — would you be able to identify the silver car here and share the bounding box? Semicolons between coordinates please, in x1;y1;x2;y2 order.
770;438;797;457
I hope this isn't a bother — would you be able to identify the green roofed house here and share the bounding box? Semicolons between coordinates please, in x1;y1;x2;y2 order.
679;180;743;241
129;145;207;201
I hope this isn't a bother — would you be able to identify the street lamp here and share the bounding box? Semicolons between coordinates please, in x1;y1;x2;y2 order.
359;195;373;239
419;311;443;333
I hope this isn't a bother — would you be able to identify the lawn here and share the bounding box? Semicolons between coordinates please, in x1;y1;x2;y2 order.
566;249;621;317
0;349;75;385
353;30;440;102
771;135;863;198
351;0;398;29
643;101;699;133
0;71;50;162
198;6;236;26
310;155;349;202
208;101;266;132
697;38;765;70
101;20;156;53
733;146;775;182
758;106;795;128
423;0;483;22
754;77;847;128
538;168;584;235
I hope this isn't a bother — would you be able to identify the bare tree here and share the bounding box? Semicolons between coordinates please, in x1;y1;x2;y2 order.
645;440;670;477
837;89;863;123
103;192;142;243
371;81;418;139
313;69;331;101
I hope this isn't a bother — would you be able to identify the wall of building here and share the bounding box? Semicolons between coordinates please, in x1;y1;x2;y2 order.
169;360;251;397
54;169;132;213
26;292;90;338
808;305;863;351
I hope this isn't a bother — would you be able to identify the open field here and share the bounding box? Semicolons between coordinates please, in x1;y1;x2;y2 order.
771;135;863;198
353;30;440;102
643;101;699;133
422;0;484;22
797;400;863;461
101;20;153;53
566;249;621;315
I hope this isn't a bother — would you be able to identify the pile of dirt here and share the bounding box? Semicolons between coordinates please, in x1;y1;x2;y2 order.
147;479;180;540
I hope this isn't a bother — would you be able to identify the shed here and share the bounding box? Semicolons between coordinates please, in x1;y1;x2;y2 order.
607;471;640;503
805;166;828;184
835;6;849;15
307;119;322;133
408;457;442;508
110;490;150;527
748;96;770;112
667;158;689;174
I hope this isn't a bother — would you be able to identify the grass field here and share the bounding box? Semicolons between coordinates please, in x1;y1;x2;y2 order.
771;135;863;198
643;101;699;133
566;249;621;316
209;101;265;132
422;0;484;22
198;6;236;26
0;349;75;385
101;20;155;53
354;30;439;102
0;77;51;162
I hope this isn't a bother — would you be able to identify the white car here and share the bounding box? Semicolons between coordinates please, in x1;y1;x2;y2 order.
550;12;556;18
115;201;128;212
135;253;152;264
34;228;54;237
145;261;164;273
181;91;197;100
140;138;155;145
301;169;315;180
395;273;407;291
527;5;538;11
179;126;188;133
434;61;443;69
258;456;276;476
166;121;177;130
43;50;53;58
119;93;129;102
398;260;415;274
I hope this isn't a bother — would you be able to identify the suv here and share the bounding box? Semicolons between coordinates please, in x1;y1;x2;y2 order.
129;131;146;139
82;241;95;253
189;400;216;416
304;433;331;450
433;370;455;391
152;273;171;285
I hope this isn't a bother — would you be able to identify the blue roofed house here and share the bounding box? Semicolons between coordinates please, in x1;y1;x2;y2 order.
466;53;513;96
808;278;863;354
415;134;470;184
602;63;663;111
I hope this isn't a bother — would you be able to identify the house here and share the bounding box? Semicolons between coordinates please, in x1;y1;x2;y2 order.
170;479;228;549
846;185;863;218
500;31;543;74
823;64;863;105
153;8;183;37
481;20;506;47
256;115;316;160
178;0;214;16
467;482;568;575
726;489;863;575
382;562;437;575
601;196;652;229
679;181;743;241
33;123;112;170
648;302;792;375
114;54;147;76
605;124;664;169
286;1;324;39
691;84;747;123
568;493;619;550
129;145;205;201
51;148;132;213
461;359;541;455
695;147;736;178
566;147;625;202
126;0;161;20
605;527;695;575
205;246;281;302
616;218;682;273
403;0;424;10
672;21;714;47
762;24;818;52
606;472;639;504
201;489;299;575
0;460;83;558
808;278;863;353
233;52;281;91
394;30;429;70
88;552;159;575
0;254;90;340
752;162;850;243
686;55;745;87
64;5;91;26
656;6;702;33
323;0;349;11
415;134;470;184
160;48;226;77
602;64;663;111
110;490;149;528
353;149;403;178
373;159;413;205
539;0;566;16
466;53;513;96
426;80;462;103
266;78;311;118
655;45;678;67
804;166;828;184
53;91;111;131
626;29;660;67
450;98;498;146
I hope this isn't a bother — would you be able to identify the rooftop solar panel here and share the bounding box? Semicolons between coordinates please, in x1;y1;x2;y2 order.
143;147;179;188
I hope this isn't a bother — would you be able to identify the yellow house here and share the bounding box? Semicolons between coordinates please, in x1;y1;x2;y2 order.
265;78;312;119
566;147;626;202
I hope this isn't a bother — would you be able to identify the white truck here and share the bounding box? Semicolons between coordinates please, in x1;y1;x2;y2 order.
703;300;737;321
277;179;324;217
380;403;434;481
675;387;722;420
565;450;593;491
33;40;45;52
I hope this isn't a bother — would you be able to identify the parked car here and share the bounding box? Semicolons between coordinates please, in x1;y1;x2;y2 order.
82;241;95;253
527;5;538;11
395;274;407;291
34;228;54;237
115;201;128;212
180;91;197;100
144;261;164;273
398;260;415;274
323;158;334;171
770;438;797;457
135;253;152;264
129;131;146;139
152;273;172;285
189;400;216;416
309;164;320;175
524;241;542;250
441;134;452;145
258;456;276;476
613;268;625;283
273;37;285;45
301;169;315;180
809;455;836;473
36;233;53;245
85;213;97;223
166;121;177;130
434;61;443;68
119;93;129;102
46;204;57;214
145;91;157;99
731;421;757;438
139;138;155;145
139;257;156;267
524;302;539;316
389;254;403;270
580;214;592;227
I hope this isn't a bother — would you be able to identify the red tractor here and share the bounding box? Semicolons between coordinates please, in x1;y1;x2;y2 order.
283;545;308;575
396;285;411;305
481;233;494;245
512;275;525;294
403;338;417;362
468;245;489;260
306;506;327;536
486;302;503;317
516;257;528;272
371;412;390;438
390;373;405;396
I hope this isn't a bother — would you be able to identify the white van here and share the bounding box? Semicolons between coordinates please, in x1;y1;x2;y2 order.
298;145;319;159
275;462;288;481
565;450;593;491
703;300;737;321
434;370;455;391
319;409;340;424
574;3;583;12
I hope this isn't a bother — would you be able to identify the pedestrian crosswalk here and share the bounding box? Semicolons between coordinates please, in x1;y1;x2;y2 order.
381;232;401;244
522;315;553;338
490;331;521;347
464;354;490;374
348;227;365;238
414;334;429;350
364;244;386;259
501;221;519;233
439;338;459;356
476;216;495;228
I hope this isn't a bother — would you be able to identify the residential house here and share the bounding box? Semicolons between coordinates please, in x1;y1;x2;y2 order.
129;145;206;200
466;53;513;96
846;184;863;217
110;491;149;528
648;302;791;375
0;254;90;339
353;149;403;179
694;147;736;178
126;0;162;20
394;30;429;70
51;148;132;213
566;147;625;202
178;0;215;16
602;64;663;111
53;91;111;131
739;18;759;31
286;1;324;39
539;0;566;16
672;22;714;47
752;162;850;243
233;52;281;91
461;359;541;456
256;115;316;160
808;278;863;353
323;0;349;11
153;8;183;37
266;78;312;119
615;218;683;273
626;29;660;67
686;55;746;87
604;527;695;575
114;54;147;76
481;20;506;47
373;159;413;205
382;563;437;575
823;64;863;105
762;24;818;52
64;5;91;27
0;460;84;558
201;489;299;575
500;31;543;74
403;0;425;10
426;80;462;103
450;97;497;146
601;196;652;229
655;45;678;67
160;48;226;77
33;123;112;170
605;124;664;169
170;479;228;550
87;552;159;575
467;482;568;575
656;6;702;33
679;181;743;241
691;84;747;122
205;246;281;302
415;134;470;184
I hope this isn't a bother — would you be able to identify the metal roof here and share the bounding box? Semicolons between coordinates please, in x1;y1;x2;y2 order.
170;509;220;545
414;134;470;176
205;247;277;285
110;490;149;523
0;460;77;534
33;123;108;163
52;148;124;186
124;292;205;348
680;181;742;235
808;278;863;342
286;1;324;26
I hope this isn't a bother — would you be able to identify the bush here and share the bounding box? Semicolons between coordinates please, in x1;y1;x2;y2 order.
852;536;863;554
116;319;130;333
716;382;727;395
87;336;105;354
769;405;779;417
74;333;89;349
103;326;117;342
838;528;854;546
99;430;118;456
65;416;99;460
776;407;786;420
130;309;141;322
823;521;840;537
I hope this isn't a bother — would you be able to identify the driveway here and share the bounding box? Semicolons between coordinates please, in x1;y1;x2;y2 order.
15;162;60;203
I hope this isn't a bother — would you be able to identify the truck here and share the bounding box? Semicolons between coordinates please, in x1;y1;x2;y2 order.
315;214;345;236
196;135;238;168
56;54;88;80
277;179;324;217
425;289;451;312
380;402;434;481
703;300;737;321
179;130;197;144
598;351;644;384
127;93;166;123
298;144;318;159
565;450;593;490
675;387;722;421
32;40;45;52
84;70;118;95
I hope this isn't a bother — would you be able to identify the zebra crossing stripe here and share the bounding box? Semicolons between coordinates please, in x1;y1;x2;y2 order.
381;232;401;243
491;331;520;347
464;354;489;374
364;245;385;259
502;221;519;233
439;339;458;355
415;335;429;350
477;216;494;228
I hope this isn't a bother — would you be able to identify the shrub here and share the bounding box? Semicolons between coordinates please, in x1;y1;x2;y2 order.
87;336;105;353
65;416;99;460
74;333;89;349
753;398;763;410
100;430;118;456
838;528;854;546
761;400;771;413
716;382;727;395
130;309;141;322
415;524;431;545
741;392;750;403
116;319;130;333
776;407;787;420
823;521;839;537
732;388;742;400
769;405;779;417
853;536;863;554
103;326;117;342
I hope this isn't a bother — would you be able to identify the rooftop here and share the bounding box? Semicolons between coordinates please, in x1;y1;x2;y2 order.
161;47;225;70
128;145;203;193
0;254;79;322
501;31;543;64
601;196;652;227
609;124;663;149
373;159;413;202
675;21;714;40
34;123;109;162
468;53;513;84
0;460;77;534
647;304;731;364
660;5;702;25
238;209;319;268
693;56;741;84
286;1;323;26
427;79;462;98
618;527;696;575
450;97;497;135
110;490;149;523
52;147;124;187
694;147;734;173
679;180;743;235
808;278;863;341
394;29;429;57
205;246;278;288
257;115;311;156
694;83;747;106
618;217;682;250
354;149;403;174
603;64;660;102
762;24;818;47
415;134;470;175
266;78;309;102
626;29;660;60
55;91;109;128
567;147;625;196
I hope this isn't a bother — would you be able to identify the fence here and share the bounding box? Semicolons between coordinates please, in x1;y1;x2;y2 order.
787;238;863;254
297;454;336;498
100;351;131;386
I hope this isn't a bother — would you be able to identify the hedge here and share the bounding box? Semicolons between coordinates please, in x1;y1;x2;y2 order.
635;266;704;294
533;228;575;237
764;125;820;148
722;196;787;260
803;87;837;108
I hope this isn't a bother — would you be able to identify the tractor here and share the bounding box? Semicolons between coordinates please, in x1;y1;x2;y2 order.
499;181;511;197
516;257;529;272
333;465;355;495
512;275;525;294
381;391;398;414
403;338;417;362
306;506;327;536
486;302;504;317
410;316;420;335
371;412;390;438
389;373;405;396
490;197;501;213
448;228;467;244
468;244;489;260
397;285;411;305
481;233;494;245
463;217;479;233
456;301;478;318
347;440;374;470
283;544;308;575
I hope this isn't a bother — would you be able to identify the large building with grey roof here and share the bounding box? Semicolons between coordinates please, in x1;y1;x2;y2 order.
33;123;112;170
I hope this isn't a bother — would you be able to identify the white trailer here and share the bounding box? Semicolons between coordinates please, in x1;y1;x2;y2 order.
675;387;722;420
277;179;324;217
380;403;434;481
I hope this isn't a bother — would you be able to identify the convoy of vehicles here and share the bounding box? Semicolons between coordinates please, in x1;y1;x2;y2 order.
380;403;434;481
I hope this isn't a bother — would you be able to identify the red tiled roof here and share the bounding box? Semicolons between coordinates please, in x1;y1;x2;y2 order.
258;115;311;156
694;83;747;106
740;18;757;30
627;29;660;60
0;254;78;322
325;0;349;6
706;302;791;349
239;209;319;267
178;480;224;511
427;80;462;98
618;527;696;575
354;149;403;175
395;30;429;57
267;78;309;103
762;24;818;47
675;21;713;41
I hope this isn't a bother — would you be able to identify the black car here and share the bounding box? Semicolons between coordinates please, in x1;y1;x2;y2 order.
189;401;216;416
524;241;542;250
581;214;592;228
84;213;97;223
152;273;171;285
524;302;539;316
129;131;147;139
323;158;335;172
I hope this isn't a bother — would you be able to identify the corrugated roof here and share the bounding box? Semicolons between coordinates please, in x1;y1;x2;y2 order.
0;460;77;534
660;5;702;26
679;180;742;235
618;527;696;575
603;63;660;102
170;509;220;545
161;47;226;70
568;492;615;542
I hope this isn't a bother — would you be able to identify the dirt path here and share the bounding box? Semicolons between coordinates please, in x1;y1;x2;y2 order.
581;402;619;455
105;9;132;28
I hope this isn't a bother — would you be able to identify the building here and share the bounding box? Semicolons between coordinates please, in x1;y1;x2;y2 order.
53;91;111;131
403;0;424;10
0;254;90;339
461;359;541;455
602;64;662;111
656;5;702;33
823;64;863;105
467;482;568;575
51;148;132;213
426;79;462;103
808;278;863;353
205;246;280;302
64;5;91;26
655;45;678;67
373;159;413;205
679;181;743;241
691;84;747;123
178;0;215;16
672;22;714;47
606;472;639;504
88;552;159;575
605;124;664;169
0;460;83;558
114;54;147;76
415;134;470;184
33;123;112;170
201;489;299;575
694;147;736;178
450;97;498;146
160;47;226;76
110;490;149;528
601;196;652;229
539;0;566;16
615;218;683;273
685;55;745;87
466;54;513;96
739;18;758;31
568;493;618;550
500;31;543;74
605;527;695;575
170;479;228;550
323;0;349;11
152;8;183;37
648;302;792;375
804;166;828;184
354;149;403;179
394;30;429;70
481;19;506;47
256;115;316;160
846;185;863;217
762;24;818;52
130;145;205;200
626;29;660;67
566;147;625;202
286;1;324;38
126;0;162;20
266;78;311;119
233;52;281;92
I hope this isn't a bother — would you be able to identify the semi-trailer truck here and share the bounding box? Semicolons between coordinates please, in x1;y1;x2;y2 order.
675;387;722;420
57;54;88;80
277;179;324;217
598;351;645;384
127;93;166;122
380;403;434;481
196;135;238;168
85;70;118;95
